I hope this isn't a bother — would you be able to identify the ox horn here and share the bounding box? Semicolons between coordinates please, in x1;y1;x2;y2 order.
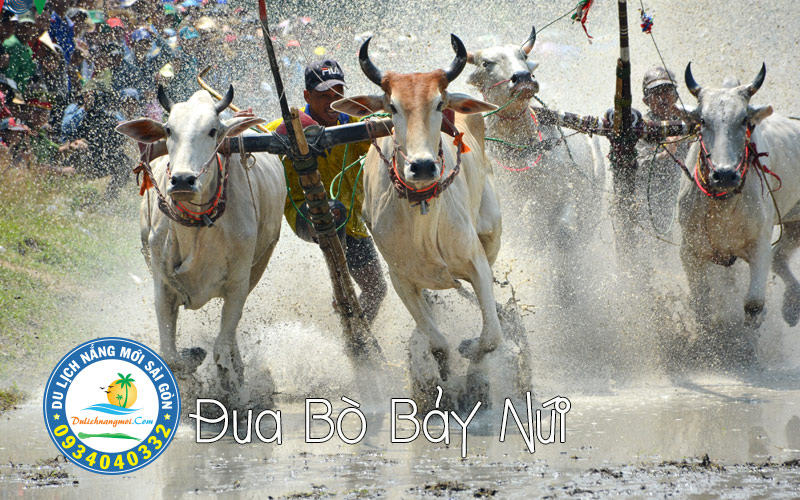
157;84;174;113
522;25;536;55
444;34;468;83
685;62;702;98
745;62;766;97
359;37;384;87
214;85;234;114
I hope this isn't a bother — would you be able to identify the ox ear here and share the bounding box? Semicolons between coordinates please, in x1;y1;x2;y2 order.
115;118;167;143
222;116;266;138
748;104;773;125
673;103;700;124
331;95;385;117
444;93;498;114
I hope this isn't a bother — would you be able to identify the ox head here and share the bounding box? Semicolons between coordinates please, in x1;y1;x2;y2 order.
115;86;264;202
465;26;539;111
678;62;773;191
330;34;497;185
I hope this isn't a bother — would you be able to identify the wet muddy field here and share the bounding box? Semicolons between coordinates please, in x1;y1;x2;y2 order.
3;378;800;498
3;0;800;498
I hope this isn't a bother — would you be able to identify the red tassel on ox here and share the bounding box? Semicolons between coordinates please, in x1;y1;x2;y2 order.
453;133;471;154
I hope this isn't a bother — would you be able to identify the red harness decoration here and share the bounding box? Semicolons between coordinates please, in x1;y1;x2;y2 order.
382;133;468;208
498;109;544;172
133;161;156;196
172;154;226;220
694;127;780;199
390;146;447;204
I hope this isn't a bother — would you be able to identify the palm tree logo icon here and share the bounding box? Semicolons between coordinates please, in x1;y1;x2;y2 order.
106;373;138;408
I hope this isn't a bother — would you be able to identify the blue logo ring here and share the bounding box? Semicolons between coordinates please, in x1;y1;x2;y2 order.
43;337;181;475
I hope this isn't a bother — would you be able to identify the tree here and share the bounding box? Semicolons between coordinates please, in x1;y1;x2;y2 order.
116;373;135;408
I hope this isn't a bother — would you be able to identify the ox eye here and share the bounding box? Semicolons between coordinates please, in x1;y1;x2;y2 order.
482;61;494;68
164;126;171;137
209;128;217;137
389;103;398;113
436;102;444;112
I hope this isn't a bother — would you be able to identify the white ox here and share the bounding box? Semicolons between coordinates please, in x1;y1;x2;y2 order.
677;63;800;331
116;87;285;393
331;35;501;382
465;27;604;300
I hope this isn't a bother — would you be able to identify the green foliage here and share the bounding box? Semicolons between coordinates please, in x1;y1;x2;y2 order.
0;169;139;380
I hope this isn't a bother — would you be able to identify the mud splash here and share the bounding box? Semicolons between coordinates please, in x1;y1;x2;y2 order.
2;376;800;497
2;0;800;497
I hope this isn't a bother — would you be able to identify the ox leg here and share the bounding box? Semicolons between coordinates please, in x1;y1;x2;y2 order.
390;272;450;380
214;284;248;393
249;240;278;292
744;237;771;329
773;221;800;326
350;256;388;325
154;279;185;373
680;246;712;330
477;180;502;267
458;255;503;362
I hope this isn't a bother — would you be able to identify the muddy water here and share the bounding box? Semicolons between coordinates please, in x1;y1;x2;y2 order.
3;0;800;497
2;377;800;497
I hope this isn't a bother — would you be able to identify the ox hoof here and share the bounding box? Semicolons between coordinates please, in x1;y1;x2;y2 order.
744;302;765;329
431;347;450;381
180;347;207;371
457;336;499;362
213;348;245;393
168;347;207;377
782;286;800;327
463;368;490;410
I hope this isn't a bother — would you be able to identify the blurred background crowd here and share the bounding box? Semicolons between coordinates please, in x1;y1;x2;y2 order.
0;0;323;198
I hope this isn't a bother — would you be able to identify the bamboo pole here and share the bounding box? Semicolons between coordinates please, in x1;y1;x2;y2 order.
609;0;639;254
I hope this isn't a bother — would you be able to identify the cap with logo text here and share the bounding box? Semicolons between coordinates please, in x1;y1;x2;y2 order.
305;59;346;92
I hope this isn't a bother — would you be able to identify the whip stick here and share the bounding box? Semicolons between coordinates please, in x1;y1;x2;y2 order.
256;0;381;361
197;66;271;133
257;0;300;156
609;0;639;254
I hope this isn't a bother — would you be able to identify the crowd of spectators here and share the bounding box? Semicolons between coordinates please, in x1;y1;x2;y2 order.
0;0;310;199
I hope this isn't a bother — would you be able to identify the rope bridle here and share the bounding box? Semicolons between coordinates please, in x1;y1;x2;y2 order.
480;84;575;172
367;114;465;215
135;142;231;228
489;108;544;172
692;125;780;200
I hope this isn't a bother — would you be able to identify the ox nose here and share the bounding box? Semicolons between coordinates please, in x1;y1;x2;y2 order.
709;169;741;189
170;173;197;192
408;159;437;181
510;71;533;84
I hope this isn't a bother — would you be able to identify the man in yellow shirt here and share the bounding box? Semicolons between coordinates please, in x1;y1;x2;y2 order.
265;59;386;323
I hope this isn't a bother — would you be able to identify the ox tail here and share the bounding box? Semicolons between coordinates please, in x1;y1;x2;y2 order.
140;231;152;274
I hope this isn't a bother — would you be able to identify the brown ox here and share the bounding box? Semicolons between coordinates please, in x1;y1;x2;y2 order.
331;35;501;387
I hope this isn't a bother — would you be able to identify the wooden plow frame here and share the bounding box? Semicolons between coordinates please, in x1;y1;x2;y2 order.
196;0;688;339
